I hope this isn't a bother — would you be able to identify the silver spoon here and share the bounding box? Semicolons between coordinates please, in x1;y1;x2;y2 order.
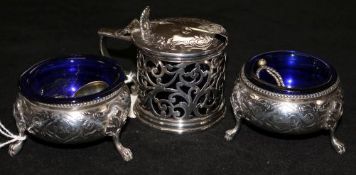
74;81;109;97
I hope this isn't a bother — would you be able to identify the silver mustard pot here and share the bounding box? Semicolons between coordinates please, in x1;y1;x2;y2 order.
98;7;228;133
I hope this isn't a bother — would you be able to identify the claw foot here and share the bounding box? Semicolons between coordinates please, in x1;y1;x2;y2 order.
224;114;241;141
225;129;237;141
331;136;346;154
113;129;133;161
8;140;24;157
118;146;133;161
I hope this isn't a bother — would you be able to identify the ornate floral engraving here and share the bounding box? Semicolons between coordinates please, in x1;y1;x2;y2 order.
132;17;226;52
136;51;226;120
14;86;130;144
227;76;345;154
152;34;214;51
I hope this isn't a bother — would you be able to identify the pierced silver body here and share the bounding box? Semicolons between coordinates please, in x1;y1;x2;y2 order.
134;50;226;133
225;67;346;154
11;84;133;161
98;7;228;133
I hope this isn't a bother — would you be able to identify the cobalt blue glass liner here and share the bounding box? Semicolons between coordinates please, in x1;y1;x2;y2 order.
19;55;126;104
244;50;338;95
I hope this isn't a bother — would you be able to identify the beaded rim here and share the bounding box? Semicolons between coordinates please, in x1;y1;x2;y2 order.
240;66;340;100
22;84;127;109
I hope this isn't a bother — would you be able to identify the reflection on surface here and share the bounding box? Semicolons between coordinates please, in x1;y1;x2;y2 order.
20;55;125;103
245;51;337;95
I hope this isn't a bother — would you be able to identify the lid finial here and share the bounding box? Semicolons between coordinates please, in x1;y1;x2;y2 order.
140;6;152;41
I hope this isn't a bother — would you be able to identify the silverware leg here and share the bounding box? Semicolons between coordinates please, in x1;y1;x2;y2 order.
113;129;133;161
330;125;346;154
8;138;24;157
225;112;242;141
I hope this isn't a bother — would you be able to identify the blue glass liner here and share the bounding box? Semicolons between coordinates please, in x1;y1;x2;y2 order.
19;55;126;104
244;50;338;95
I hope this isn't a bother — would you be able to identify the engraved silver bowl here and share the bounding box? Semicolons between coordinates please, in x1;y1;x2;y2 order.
8;55;133;161
225;51;346;154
